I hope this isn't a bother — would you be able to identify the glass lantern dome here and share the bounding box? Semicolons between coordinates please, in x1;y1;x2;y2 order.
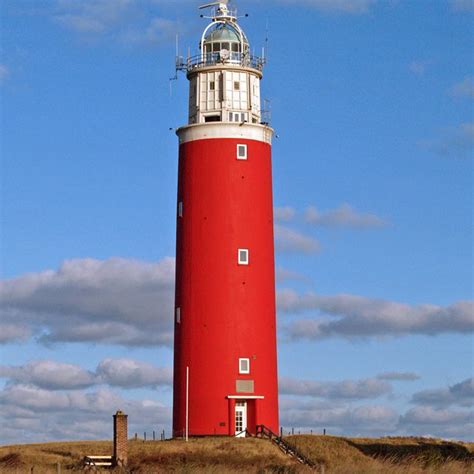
202;22;249;57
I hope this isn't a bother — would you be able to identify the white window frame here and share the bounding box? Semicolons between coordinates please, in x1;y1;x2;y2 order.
238;248;249;265
239;358;250;374
176;307;181;324
178;201;183;217
237;144;247;160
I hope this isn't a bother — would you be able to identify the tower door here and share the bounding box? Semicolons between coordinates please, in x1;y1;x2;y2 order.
235;401;247;437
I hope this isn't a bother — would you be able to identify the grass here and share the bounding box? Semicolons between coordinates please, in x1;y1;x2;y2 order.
0;436;472;473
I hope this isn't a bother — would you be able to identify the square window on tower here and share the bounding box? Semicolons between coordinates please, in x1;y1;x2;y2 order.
239;358;250;374
209;81;215;91
238;249;249;265
237;144;247;160
234;81;240;90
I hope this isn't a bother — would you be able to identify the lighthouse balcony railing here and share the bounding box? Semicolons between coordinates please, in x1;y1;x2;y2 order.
177;53;265;73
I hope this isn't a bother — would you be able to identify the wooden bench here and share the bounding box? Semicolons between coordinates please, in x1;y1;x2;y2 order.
83;455;113;468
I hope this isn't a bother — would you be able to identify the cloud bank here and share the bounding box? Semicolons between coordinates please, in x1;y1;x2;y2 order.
0;359;172;390
274;224;321;254
305;204;388;228
2;259;472;346
276;0;378;14
278;289;474;340
0;257;176;346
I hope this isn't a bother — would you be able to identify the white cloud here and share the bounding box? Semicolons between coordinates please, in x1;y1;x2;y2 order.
305;204;387;228
276;0;377;14
0;257;175;346
412;378;474;408
96;358;172;388
0;64;10;85
450;77;474;99
280;376;391;400
419;122;474;158
400;406;473;426
276;267;306;282
0;361;95;390
274;206;296;222
280;399;398;433
274;224;321;254
0;358;172;390
409;60;432;76
376;372;420;381
53;0;136;33
122;16;179;46
51;0;181;47
0;323;30;343
451;0;474;12
278;289;474;340
0;384;171;444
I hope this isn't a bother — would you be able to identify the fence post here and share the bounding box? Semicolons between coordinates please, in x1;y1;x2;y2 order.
144;432;147;442
153;430;156;441
135;433;137;441
291;427;294;435
310;429;313;435
280;427;283;438
323;428;326;435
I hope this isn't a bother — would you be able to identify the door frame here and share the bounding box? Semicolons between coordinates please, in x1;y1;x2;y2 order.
234;401;247;437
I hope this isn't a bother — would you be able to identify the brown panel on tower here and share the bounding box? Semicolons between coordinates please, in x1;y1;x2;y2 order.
236;380;255;393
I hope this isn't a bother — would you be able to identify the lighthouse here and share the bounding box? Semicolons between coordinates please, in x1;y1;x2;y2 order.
173;0;279;438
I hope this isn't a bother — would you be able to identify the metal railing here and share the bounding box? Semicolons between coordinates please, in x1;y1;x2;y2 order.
177;53;265;73
256;425;320;470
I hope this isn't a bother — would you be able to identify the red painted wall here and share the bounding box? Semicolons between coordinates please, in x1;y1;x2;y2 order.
173;136;279;436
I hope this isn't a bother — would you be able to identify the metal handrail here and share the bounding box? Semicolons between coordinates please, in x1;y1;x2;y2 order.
177;53;265;73
255;425;319;469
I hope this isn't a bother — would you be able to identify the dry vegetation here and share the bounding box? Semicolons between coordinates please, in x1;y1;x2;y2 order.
0;436;472;473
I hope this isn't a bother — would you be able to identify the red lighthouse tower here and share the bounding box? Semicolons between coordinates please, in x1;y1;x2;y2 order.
173;0;278;438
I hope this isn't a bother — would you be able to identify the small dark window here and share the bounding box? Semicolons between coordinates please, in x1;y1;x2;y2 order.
232;43;239;52
238;248;249;265
234;81;240;90
205;115;221;123
237;144;247;160
212;43;220;52
209;81;215;90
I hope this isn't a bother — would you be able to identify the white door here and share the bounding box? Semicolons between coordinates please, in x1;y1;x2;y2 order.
235;401;247;437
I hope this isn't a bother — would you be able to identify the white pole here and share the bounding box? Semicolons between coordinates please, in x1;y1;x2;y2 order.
185;366;189;442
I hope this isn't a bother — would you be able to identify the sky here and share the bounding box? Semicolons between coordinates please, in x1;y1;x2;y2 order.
0;0;473;444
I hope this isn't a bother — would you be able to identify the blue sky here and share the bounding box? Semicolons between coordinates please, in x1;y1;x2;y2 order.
0;0;473;443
